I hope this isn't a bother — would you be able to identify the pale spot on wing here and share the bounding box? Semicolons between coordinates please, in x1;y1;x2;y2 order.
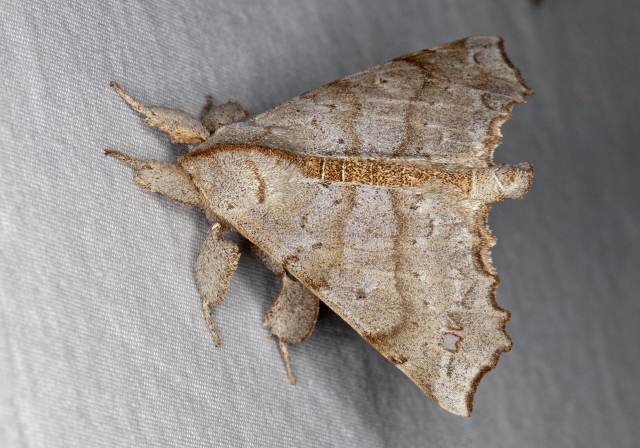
443;333;461;351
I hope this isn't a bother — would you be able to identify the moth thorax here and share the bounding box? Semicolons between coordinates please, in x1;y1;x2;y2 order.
186;147;304;214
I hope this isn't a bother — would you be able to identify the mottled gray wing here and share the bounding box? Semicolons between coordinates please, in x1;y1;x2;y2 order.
212;36;531;168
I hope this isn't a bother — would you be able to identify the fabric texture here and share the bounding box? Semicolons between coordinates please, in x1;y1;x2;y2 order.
1;1;638;447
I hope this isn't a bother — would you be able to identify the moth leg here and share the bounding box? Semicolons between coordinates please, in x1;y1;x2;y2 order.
105;150;201;207
200;95;249;133
196;223;241;346
264;274;320;384
110;81;210;143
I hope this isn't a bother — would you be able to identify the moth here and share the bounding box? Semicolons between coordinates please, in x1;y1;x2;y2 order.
106;36;533;416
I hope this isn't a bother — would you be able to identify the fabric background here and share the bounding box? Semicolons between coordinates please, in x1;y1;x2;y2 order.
1;1;638;447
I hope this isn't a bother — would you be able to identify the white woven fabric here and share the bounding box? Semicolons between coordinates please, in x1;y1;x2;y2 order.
1;1;638;446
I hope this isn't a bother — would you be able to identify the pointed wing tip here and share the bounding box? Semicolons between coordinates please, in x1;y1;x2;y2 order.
435;373;488;417
442;342;513;416
409;331;512;417
494;36;534;98
459;35;533;97
439;397;473;417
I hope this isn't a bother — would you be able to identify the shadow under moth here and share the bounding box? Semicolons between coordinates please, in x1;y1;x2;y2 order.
106;36;533;416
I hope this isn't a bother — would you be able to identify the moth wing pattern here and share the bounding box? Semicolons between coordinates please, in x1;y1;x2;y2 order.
192;171;512;416
212;35;532;167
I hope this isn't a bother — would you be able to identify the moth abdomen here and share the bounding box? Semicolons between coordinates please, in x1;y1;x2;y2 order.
301;155;475;192
184;143;531;204
301;155;533;202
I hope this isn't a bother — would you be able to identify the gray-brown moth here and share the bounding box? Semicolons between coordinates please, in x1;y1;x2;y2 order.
106;36;533;416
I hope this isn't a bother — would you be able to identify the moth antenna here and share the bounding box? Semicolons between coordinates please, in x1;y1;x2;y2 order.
202;297;222;347
278;338;297;384
104;149;150;170
110;81;210;143
200;95;213;120
110;81;148;116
